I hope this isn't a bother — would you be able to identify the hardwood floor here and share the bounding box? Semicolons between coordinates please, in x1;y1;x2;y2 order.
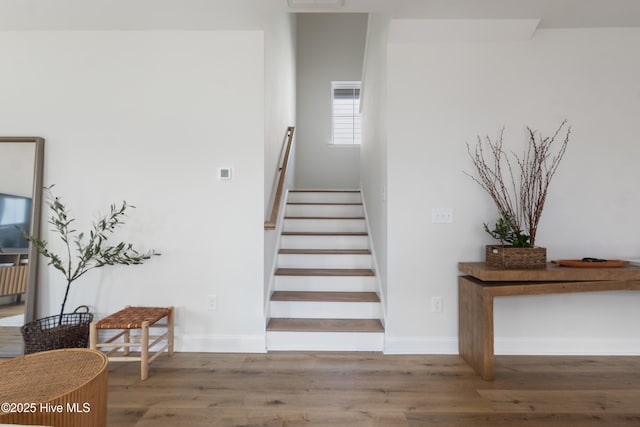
0;302;25;356
0;301;25;318
107;352;640;426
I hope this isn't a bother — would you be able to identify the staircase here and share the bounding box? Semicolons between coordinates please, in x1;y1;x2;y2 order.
266;189;385;351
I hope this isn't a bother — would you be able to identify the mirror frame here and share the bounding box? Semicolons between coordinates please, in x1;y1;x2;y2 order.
0;137;44;326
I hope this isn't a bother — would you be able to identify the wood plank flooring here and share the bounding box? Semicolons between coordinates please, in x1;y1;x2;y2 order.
0;327;22;356
0;302;25;357
106;352;640;426
0;302;25;318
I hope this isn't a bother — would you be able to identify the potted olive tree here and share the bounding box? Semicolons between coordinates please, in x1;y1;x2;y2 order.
21;186;159;353
466;120;570;269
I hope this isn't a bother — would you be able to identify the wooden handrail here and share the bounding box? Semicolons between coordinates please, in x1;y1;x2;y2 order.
265;126;295;230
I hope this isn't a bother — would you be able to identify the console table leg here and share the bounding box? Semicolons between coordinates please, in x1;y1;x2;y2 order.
459;276;495;380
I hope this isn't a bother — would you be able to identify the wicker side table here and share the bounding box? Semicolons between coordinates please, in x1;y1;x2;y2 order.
0;348;108;427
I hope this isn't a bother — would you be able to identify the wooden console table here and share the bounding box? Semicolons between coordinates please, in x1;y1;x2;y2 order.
458;262;640;380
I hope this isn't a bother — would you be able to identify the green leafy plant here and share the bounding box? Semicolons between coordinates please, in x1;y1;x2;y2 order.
23;186;159;323
483;213;531;248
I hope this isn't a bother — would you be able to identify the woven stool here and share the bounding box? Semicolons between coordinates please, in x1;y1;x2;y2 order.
89;306;174;380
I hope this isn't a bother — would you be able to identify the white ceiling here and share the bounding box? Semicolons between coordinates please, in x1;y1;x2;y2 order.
291;0;640;28
0;0;638;30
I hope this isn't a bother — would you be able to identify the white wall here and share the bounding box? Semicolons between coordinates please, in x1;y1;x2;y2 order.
385;22;640;355
360;14;390;313
263;11;297;314
0;30;267;352
264;13;297;213
295;13;368;189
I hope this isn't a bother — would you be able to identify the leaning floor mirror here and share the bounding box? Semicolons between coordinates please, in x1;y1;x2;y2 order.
0;137;44;357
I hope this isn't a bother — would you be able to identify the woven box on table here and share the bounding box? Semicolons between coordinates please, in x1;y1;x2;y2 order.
485;245;547;269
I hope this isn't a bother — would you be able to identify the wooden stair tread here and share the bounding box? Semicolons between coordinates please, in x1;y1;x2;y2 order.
284;216;365;220
279;249;371;255
275;268;375;277
289;190;360;193
287;202;363;206
271;291;379;303
267;318;384;333
281;231;368;236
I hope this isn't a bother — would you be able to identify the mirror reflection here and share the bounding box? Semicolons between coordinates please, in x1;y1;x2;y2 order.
0;139;43;356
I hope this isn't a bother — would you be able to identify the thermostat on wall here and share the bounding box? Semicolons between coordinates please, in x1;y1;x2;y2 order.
217;167;233;180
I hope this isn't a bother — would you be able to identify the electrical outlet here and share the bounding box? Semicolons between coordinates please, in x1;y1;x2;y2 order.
431;296;442;313
207;294;217;311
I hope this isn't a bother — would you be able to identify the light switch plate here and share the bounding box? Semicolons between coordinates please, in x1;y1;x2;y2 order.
432;208;453;224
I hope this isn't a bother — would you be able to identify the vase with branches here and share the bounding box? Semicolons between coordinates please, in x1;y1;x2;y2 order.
466;120;571;248
24;186;159;324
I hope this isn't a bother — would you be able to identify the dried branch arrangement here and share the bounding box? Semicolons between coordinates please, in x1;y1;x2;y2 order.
466;120;571;247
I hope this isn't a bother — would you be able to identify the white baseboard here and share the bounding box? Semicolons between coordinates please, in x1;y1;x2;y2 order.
94;329;266;353
384;335;640;355
174;334;266;353
97;331;640;355
384;336;458;354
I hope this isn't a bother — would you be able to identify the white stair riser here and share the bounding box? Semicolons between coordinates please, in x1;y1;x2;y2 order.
283;219;366;233
266;331;384;351
274;275;377;292
278;254;372;269
280;235;369;250
270;301;381;319
286;204;364;217
287;192;361;204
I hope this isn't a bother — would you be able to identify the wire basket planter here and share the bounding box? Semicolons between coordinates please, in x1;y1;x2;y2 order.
20;306;93;354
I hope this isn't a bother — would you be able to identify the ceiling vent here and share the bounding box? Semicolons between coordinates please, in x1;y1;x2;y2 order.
287;0;345;9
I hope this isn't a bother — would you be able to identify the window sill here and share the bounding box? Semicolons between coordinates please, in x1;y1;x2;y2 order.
327;143;361;149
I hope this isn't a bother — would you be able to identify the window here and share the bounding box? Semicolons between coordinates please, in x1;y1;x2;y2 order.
331;81;361;145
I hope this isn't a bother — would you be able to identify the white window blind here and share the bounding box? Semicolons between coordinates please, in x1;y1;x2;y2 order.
331;81;361;145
